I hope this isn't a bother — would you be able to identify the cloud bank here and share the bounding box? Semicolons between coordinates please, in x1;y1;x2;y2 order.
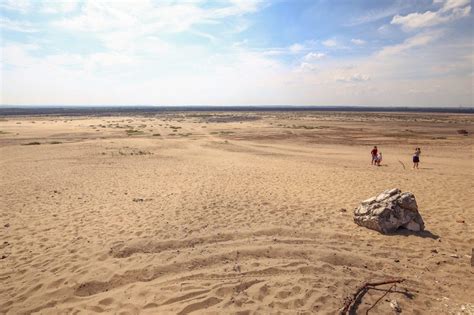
0;0;472;106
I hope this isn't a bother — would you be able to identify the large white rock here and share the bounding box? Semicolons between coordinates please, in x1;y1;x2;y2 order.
354;188;425;234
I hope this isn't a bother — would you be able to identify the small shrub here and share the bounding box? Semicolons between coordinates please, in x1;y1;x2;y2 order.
292;125;316;130
126;129;144;136
23;142;41;145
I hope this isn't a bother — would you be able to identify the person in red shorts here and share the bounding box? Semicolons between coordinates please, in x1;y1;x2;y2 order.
371;146;378;165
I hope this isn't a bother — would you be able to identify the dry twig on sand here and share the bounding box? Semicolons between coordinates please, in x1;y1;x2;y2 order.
340;278;405;314
398;160;406;170
365;284;396;314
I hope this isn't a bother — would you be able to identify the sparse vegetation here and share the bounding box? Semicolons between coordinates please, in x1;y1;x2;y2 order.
23;142;41;145
152;133;161;136
118;148;153;155
290;125;318;130
50;141;62;144
125;129;145;136
210;131;234;135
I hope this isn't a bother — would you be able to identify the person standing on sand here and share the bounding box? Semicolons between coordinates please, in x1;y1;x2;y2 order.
413;147;421;169
375;152;383;166
371;146;378;165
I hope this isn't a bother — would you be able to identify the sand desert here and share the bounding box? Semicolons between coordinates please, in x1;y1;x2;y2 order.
0;111;473;314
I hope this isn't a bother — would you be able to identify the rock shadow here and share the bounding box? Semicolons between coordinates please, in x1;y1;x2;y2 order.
390;228;439;239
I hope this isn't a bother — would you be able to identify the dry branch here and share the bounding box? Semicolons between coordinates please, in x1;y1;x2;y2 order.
398;160;406;170
340;278;405;314
365;283;395;314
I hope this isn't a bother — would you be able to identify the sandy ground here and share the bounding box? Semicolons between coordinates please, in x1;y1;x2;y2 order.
0;111;473;314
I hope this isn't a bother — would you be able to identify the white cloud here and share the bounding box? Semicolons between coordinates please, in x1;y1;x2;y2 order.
335;73;370;83
322;39;337;47
391;0;471;31
377;31;442;57
53;0;263;34
261;43;312;56
448;4;471;17
392;11;440;30
2;38;472;107
303;52;325;62
82;53;137;72
0;0;82;14
1;1;472;107
1;41;137;73
99;31;170;55
0;0;31;13
41;0;80;14
289;43;304;53
261;49;284;56
297;51;327;73
0;17;38;33
351;39;366;45
49;0;266;60
1;43;40;66
213;0;264;17
53;1;138;32
298;62;318;72
440;0;471;12
230;19;252;33
345;3;411;26
1;43;291;106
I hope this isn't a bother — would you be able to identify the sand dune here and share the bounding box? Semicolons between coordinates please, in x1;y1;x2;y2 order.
0;112;473;314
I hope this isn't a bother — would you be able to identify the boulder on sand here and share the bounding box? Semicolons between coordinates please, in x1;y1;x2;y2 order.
354;188;425;234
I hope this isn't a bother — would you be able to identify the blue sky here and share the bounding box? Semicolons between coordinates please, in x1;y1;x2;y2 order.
0;0;472;106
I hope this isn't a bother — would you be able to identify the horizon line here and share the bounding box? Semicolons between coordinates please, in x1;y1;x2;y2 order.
1;105;473;116
1;104;473;108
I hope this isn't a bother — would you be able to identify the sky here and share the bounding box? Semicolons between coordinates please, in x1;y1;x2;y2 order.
0;0;473;106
